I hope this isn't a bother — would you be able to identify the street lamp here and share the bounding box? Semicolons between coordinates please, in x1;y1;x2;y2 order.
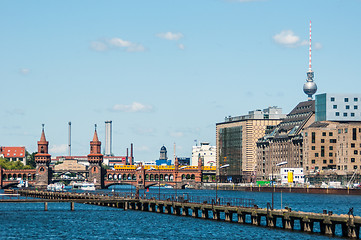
216;164;229;205
271;161;287;210
148;166;160;200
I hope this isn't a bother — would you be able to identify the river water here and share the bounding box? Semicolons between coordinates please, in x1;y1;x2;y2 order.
1;187;360;239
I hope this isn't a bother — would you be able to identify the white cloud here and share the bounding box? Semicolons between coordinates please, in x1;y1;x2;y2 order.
178;43;185;50
273;30;322;49
90;38;145;52
132;127;155;136
156;32;184;41
90;41;108;51
314;42;323;50
273;30;300;46
49;144;67;154
19;68;30;75
112;102;153;113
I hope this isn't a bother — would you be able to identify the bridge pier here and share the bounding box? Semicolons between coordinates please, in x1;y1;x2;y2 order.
191;207;199;218
173;205;181;215
237;211;245;223
156;204;164;213
149;203;156;212
201;209;209;219
182;207;189;216
225;210;233;222
251;211;260;226
165;205;172;214
213;210;220;220
267;214;276;227
282;215;294;230
301;218;313;232
342;221;359;239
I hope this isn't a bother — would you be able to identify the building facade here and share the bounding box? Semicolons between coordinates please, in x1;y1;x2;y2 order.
316;93;361;122
256;101;315;182
0;147;26;165
217;106;285;183
191;142;216;166
303;121;361;184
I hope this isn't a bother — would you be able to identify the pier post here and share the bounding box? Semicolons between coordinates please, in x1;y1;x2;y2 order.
182;207;189;216
213;210;220;220
157;204;164;213
70;202;75;211
201;209;209;219
251;211;259;226
266;212;276;227
282;214;293;230
237;211;245;224
225;210;233;222
44;202;48;211
149;203;156;212
320;218;334;236
301;218;313;232
191;207;199;218
165;205;171;214
342;219;359;238
173;206;180;215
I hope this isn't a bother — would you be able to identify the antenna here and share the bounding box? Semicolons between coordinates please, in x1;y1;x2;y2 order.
42;124;45;130
309;20;312;71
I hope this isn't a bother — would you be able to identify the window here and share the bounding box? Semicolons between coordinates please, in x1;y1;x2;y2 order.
329;146;333;150
354;150;358;155
331;97;335;102
351;143;355;148
311;160;315;164
354;165;358;170
329;153;333;157
330;159;333;164
312;132;316;143
329;132;333;136
315;153;319;157
336;112;340;116
345;128;348;133
323;160;327;164
351;113;355;117
354;97;358;102
353;128;357;140
312;146;315;150
322;132;326;136
333;105;337;109
321;146;325;157
321;139;325;143
344;113;348;117
330;139;337;143
355;105;358;110
345;98;349;102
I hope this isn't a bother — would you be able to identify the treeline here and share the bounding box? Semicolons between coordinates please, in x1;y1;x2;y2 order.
0;151;37;170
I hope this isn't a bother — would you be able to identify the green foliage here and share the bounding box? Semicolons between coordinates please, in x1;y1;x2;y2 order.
26;151;37;169
0;157;32;170
102;164;110;170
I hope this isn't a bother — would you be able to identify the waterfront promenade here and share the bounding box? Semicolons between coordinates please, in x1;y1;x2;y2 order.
7;189;360;238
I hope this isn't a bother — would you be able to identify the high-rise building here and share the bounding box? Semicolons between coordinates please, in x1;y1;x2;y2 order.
216;106;285;183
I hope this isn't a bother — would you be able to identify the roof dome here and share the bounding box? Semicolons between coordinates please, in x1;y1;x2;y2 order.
161;146;166;151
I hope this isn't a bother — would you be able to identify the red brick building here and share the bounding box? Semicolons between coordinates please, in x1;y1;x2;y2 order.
0;146;27;165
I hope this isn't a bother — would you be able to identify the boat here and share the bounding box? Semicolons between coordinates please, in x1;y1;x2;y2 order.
163;185;173;189
47;182;65;191
72;182;96;191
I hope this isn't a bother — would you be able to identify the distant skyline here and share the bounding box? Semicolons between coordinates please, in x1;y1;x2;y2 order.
1;0;361;162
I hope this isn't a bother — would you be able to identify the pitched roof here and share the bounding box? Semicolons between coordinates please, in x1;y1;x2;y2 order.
0;147;26;158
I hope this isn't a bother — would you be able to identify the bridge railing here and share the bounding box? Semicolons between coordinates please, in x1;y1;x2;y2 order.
101;191;255;208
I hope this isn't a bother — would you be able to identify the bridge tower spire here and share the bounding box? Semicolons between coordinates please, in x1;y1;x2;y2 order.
87;125;104;189
35;124;52;189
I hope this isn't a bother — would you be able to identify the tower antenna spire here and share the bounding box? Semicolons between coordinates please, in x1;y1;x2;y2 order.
309;20;312;71
303;20;317;101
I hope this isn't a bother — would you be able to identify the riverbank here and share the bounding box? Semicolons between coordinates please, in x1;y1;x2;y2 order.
201;183;361;195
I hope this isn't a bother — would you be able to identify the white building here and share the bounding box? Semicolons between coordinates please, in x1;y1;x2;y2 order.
191;142;216;166
280;168;305;184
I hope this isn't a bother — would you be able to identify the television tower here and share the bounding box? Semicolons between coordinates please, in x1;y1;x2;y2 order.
303;20;317;101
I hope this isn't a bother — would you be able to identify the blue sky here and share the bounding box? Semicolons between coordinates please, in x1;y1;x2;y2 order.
1;0;361;162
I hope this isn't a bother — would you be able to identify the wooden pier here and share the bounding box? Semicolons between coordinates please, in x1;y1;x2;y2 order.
5;190;361;238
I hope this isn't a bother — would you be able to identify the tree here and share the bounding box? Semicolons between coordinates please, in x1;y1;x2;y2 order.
26;151;37;169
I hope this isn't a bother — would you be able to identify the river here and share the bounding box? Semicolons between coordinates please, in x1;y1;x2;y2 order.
1;186;360;239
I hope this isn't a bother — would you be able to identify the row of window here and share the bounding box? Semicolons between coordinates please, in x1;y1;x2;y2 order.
331;97;358;102
334;112;357;117
333;105;358;110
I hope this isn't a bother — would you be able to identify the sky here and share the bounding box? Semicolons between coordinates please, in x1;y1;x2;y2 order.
1;0;361;162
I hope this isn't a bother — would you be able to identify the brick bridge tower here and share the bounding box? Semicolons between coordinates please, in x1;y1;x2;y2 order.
35;125;52;189
87;125;104;189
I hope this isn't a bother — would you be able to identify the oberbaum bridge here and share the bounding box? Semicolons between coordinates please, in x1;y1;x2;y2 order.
2;128;361;239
